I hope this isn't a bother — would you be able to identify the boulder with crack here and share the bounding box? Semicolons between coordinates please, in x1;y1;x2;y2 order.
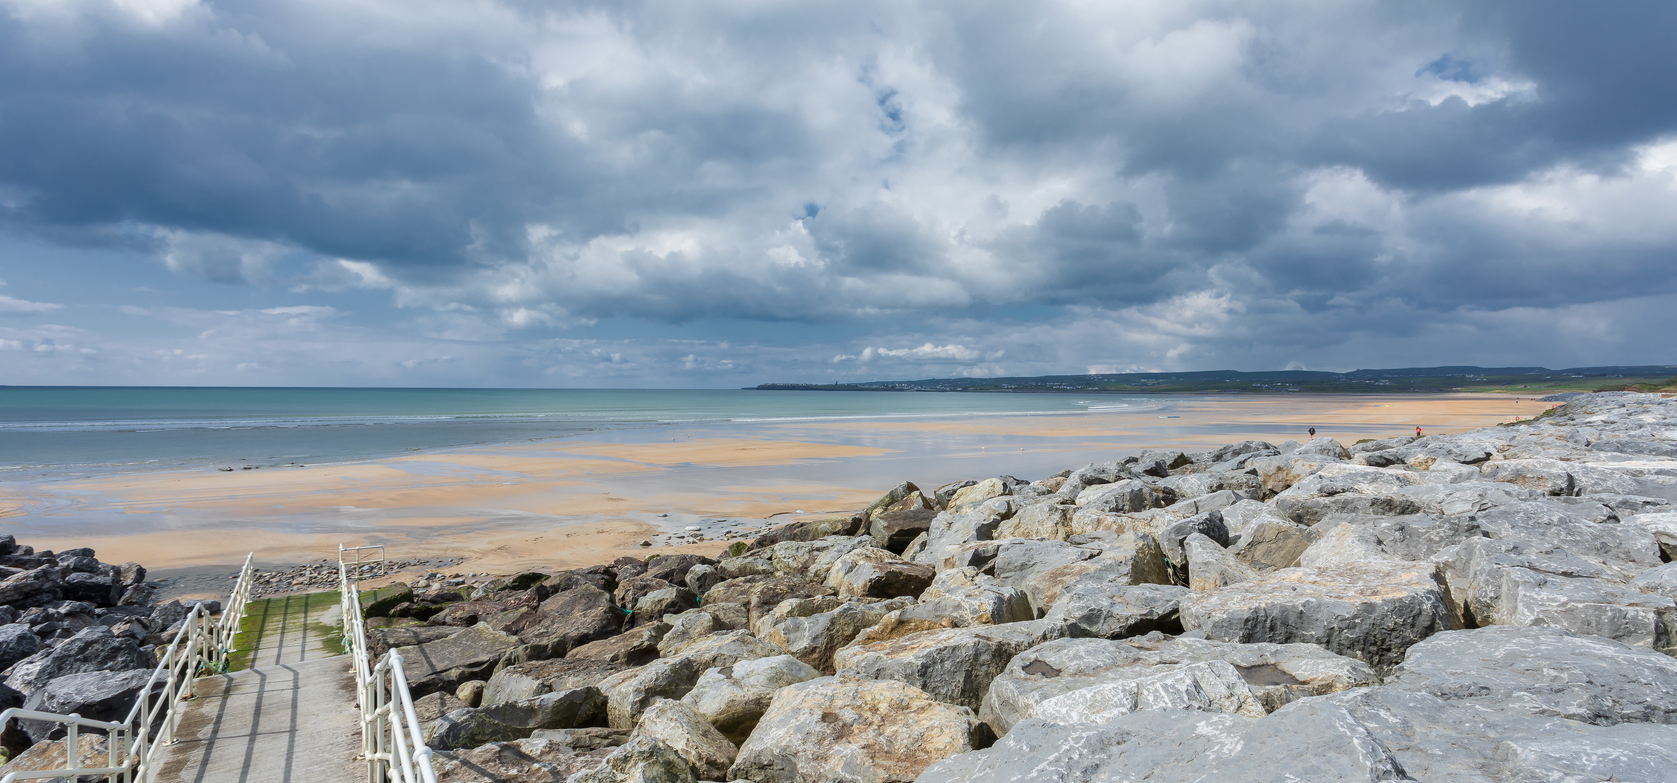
727;676;982;783
565;735;695;783
980;635;1377;734
1384;625;1677;725
598;631;784;729
1183;533;1256;591
917;701;1408;783
823;548;934;600
853;568;1033;645
913;498;1014;569
1179;561;1454;674
424;687;608;750
756;597;908;674
680;654;820;745
1043;582;1190;639
430;737;611;783
482;659;627;708
629;698;737;780
1442;536;1677;650
1013;532;1172;616
832;619;1069;710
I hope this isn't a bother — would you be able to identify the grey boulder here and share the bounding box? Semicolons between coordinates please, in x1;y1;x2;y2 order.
630;699;737;780
564;734;695;783
729;676;982;783
833;620;1069;710
4;625;153;696
1179;561;1454;673
1386;626;1677;726
980;635;1377;735
679;654;820;744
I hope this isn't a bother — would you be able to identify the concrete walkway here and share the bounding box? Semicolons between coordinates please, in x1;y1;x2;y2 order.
234;591;344;669
148;658;362;783
146;591;360;782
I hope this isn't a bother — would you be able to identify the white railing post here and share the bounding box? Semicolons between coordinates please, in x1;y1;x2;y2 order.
339;545;433;783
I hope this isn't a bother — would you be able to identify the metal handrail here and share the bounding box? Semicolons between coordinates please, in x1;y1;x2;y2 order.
340;554;436;783
340;544;387;582
0;553;256;783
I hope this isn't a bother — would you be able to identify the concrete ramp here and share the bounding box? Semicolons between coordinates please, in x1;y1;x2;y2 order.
148;591;361;782
149;658;361;783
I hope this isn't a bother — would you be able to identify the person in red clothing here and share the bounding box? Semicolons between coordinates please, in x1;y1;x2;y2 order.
1416;426;1423;437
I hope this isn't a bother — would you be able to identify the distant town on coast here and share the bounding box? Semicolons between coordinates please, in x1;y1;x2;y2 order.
756;365;1677;395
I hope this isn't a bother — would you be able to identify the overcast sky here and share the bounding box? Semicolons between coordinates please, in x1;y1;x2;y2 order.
1;0;1674;387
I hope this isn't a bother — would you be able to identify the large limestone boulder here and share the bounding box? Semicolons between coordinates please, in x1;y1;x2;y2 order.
1074;480;1163;514
727;676;982;783
425;688;608;750
1179;561;1454;673
630;699;737;780
1626;510;1677;560
758;598;905;674
1298;513;1485;569
980;635;1378;735
1386;626;1677;725
0;735;113;783
872;505;938;555
3;625;153;695
996;503;1074;541
991;539;1097;594
918;701;1408;783
1043;582;1190;639
1633;562;1677;599
1443;536;1677;649
367;625;460;660
599;631;784;729
483;659;628;707
1183;533;1256;591
824;548;933;599
657;610;726;657
855;569;1032;645
770;537;870;581
1248;454;1339;494
680;654;820;744
566;734;695;783
18;668;155;744
566;621;670;667
702;574;835;629
748;515;864;550
949;478;1010;509
1013;532;1172;615
1320;685;1677;783
515;585;626;659
393;623;524;698
631;588;698;628
0;567;63;610
0;622;40;672
832;620;1069;710
914;498;1013;568
1473;502;1661;579
431;737;611;783
1228;518;1317;572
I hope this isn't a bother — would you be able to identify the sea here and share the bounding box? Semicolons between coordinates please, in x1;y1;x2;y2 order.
0;386;1155;480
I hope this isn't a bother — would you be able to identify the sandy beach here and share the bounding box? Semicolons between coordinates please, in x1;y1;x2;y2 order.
0;393;1551;581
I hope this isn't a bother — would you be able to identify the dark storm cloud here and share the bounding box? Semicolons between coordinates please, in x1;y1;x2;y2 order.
1;0;1675;385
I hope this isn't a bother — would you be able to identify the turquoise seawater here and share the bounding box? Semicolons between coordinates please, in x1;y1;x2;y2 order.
0;387;1143;478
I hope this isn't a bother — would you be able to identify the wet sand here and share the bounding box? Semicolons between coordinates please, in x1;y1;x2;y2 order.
0;393;1550;576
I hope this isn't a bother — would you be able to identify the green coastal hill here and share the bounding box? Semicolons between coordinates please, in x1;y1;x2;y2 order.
755;365;1677;395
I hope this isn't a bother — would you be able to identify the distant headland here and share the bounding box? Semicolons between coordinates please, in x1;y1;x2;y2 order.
754;365;1677;395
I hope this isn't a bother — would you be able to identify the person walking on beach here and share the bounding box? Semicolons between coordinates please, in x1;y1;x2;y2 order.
1416;426;1423;437
1308;427;1315;437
